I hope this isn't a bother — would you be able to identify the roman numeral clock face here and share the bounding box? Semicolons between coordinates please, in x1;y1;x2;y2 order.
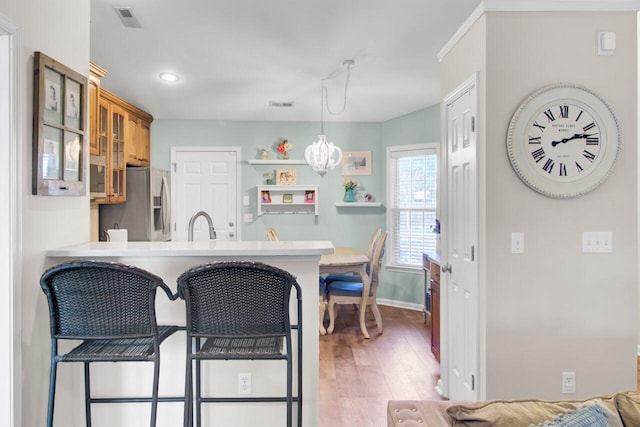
507;85;620;198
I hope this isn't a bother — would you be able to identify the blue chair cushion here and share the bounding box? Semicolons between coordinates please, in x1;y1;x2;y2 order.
324;273;361;285
327;280;372;297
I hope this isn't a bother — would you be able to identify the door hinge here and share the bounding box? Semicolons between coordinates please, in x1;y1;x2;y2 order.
172;162;177;172
471;116;476;132
471;245;475;262
471;375;475;391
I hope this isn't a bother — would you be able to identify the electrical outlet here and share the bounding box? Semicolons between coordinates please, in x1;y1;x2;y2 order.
243;213;253;223
511;232;524;254
238;372;251;394
562;371;576;394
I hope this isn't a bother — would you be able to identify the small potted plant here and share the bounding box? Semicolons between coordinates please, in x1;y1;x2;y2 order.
343;178;359;202
277;139;293;160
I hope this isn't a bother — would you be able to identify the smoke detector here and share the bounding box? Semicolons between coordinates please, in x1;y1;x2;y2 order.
114;7;142;28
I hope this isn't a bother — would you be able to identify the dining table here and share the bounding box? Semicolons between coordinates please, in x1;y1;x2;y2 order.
319;246;372;338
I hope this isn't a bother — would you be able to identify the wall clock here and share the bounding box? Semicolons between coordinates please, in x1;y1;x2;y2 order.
507;83;620;198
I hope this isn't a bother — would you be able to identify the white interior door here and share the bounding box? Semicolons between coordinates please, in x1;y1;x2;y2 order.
171;147;240;241
443;74;479;401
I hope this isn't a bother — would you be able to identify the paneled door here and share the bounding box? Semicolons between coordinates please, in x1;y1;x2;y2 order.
171;147;240;241
443;74;479;401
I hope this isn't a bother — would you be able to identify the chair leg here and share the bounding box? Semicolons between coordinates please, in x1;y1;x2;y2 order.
358;303;370;339
84;362;92;427
327;300;337;334
319;298;326;335
371;302;383;334
150;356;161;427
46;358;57;427
286;355;292;427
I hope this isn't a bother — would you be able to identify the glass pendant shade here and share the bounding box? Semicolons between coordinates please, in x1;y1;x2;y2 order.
304;134;343;177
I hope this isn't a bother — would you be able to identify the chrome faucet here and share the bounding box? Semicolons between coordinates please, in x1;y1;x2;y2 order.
188;211;216;241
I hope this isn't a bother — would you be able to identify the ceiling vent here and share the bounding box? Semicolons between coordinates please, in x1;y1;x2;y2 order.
269;101;295;108
114;7;142;28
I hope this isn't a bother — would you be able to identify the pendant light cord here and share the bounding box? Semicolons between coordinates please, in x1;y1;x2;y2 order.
320;59;354;133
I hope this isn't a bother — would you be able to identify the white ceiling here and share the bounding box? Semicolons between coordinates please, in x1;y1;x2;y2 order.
90;0;482;123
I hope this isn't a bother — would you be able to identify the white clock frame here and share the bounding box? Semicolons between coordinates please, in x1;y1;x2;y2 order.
507;83;620;198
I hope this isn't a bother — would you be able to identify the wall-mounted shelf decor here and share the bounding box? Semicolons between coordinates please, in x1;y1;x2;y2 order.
257;185;318;215
335;202;382;207
33;51;88;196
248;159;308;165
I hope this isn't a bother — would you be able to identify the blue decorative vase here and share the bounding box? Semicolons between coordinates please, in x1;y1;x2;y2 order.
344;188;355;202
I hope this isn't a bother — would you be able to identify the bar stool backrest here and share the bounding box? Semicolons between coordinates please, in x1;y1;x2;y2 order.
178;261;298;336
40;261;170;340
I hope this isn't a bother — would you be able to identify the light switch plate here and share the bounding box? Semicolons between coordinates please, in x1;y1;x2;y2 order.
243;213;253;223
511;232;524;254
582;232;612;253
243;195;250;206
598;31;616;55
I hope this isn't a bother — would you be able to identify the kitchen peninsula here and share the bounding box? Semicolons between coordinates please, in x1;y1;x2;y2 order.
46;240;334;427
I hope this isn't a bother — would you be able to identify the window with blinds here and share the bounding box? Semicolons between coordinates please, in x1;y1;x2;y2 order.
387;144;438;269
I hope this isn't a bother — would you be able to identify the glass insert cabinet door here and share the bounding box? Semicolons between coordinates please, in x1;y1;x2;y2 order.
109;103;126;202
33;52;88;196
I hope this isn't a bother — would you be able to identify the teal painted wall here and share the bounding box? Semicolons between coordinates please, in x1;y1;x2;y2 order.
377;105;441;306
150;105;440;306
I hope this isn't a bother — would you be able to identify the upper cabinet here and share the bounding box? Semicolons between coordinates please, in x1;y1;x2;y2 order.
89;62;153;204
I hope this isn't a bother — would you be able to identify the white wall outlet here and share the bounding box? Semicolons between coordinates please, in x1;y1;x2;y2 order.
562;371;576;394
511;232;524;254
238;372;251;394
243;213;253;223
582;232;613;253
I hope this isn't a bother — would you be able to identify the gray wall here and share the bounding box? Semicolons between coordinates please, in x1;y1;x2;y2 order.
442;11;638;400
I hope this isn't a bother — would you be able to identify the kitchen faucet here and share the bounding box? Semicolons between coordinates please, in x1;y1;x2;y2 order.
188;211;216;241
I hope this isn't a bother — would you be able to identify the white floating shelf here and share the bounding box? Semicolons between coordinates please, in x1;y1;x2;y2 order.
334;202;383;207
248;159;308;165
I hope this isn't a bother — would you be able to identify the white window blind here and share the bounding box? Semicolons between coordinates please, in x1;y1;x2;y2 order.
387;145;438;269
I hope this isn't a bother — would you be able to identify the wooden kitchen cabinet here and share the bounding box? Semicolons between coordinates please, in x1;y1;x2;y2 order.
430;260;441;362
88;62;107;156
126;113;151;167
89;62;153;203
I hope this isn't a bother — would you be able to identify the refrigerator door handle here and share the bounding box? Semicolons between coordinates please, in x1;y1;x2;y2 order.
161;175;170;235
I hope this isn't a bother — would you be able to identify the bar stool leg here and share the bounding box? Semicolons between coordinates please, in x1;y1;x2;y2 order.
150;356;161;427
84;362;92;427
46;352;57;427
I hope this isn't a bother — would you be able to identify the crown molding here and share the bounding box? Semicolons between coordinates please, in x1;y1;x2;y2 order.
438;0;640;62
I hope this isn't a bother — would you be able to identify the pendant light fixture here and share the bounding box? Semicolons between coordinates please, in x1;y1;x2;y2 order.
305;59;355;177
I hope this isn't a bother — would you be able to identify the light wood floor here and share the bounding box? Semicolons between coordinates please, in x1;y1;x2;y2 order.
319;305;442;427
320;306;640;426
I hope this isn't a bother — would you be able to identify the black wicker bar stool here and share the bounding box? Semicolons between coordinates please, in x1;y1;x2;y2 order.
177;261;302;427
40;261;180;427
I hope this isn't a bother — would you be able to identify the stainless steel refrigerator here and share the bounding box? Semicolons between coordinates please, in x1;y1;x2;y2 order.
99;167;171;241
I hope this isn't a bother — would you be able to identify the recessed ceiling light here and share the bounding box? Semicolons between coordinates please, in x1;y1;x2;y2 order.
159;72;179;82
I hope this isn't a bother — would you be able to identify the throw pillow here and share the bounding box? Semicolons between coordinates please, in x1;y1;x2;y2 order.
530;404;608;427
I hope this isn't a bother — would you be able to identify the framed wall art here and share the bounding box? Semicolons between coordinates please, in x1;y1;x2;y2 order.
33;51;88;196
342;151;372;176
276;168;297;185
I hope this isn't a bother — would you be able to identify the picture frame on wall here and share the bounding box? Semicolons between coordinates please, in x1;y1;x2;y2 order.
282;193;293;203
342;151;372;176
276;168;297;185
304;190;315;203
33;51;88;196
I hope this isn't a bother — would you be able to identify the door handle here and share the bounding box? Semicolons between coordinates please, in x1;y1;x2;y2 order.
441;264;452;274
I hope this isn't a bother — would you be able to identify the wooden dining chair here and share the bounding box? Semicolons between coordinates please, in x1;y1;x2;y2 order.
326;231;387;335
323;228;381;285
266;227;279;241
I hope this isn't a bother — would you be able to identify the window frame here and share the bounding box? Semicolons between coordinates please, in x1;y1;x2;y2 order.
386;143;439;273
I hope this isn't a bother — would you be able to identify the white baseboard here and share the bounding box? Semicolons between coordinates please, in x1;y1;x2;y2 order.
377;298;423;312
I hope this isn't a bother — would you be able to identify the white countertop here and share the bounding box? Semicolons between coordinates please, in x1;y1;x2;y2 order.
47;240;335;258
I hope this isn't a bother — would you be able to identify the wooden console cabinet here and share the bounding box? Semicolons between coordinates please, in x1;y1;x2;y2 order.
430;260;441;362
